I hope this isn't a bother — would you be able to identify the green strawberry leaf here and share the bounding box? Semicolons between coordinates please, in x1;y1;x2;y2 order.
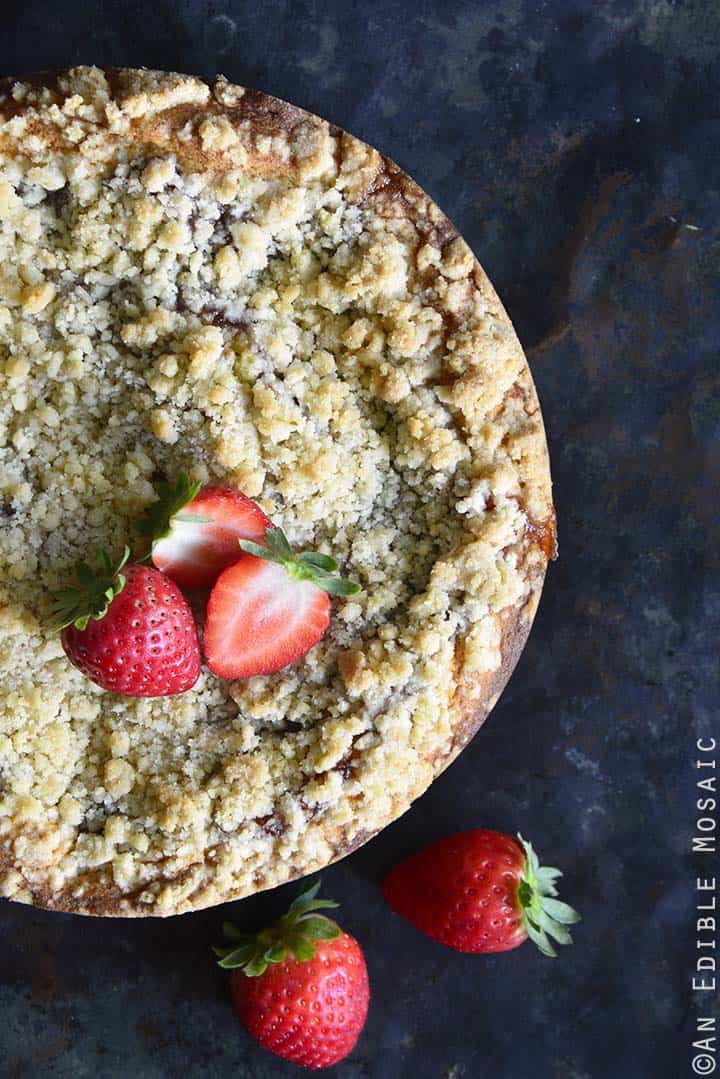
134;471;202;546
216;942;258;969
265;941;288;964
516;834;580;959
265;527;294;561
288;936;316;963
300;916;341;941
525;918;558;959
238;538;282;563
542;897;581;924
297;552;338;573
287;879;339;918
244;954;270;977
51;546;130;631
317;577;362;596
287;878;322;911
535;867;563;895
214;878;341;976
238;529;362;597
535;909;573;946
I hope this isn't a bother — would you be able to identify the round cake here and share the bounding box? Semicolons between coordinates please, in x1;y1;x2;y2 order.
0;67;555;916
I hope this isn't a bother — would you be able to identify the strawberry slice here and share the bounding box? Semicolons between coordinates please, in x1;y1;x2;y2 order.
204;527;361;679
205;559;329;679
135;473;271;590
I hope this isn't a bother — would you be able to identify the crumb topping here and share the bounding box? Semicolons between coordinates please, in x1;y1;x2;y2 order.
0;68;552;915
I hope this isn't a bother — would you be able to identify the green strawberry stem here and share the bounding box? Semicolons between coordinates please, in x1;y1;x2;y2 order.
51;546;130;631
214;879;341;976
239;527;362;597
516;834;581;958
134;471;202;549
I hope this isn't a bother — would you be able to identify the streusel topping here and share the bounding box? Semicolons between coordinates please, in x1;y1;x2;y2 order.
0;68;552;914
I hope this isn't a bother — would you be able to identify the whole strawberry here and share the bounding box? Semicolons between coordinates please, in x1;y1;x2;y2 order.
215;880;369;1070
384;830;580;957
53;547;201;697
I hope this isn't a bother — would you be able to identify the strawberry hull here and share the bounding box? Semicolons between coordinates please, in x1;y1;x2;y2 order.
204;556;330;680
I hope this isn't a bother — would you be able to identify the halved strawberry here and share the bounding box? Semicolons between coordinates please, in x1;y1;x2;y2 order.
135;473;271;590
204;527;361;679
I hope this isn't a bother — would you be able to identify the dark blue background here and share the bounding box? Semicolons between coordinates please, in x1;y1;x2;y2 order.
1;2;718;1076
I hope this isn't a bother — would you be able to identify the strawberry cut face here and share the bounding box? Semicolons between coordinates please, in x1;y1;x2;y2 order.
150;485;271;591
204;556;330;679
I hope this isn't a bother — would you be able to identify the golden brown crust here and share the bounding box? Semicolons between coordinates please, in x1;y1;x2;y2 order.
0;68;553;916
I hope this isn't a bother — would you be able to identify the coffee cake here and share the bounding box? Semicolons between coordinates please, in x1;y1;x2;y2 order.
0;68;554;915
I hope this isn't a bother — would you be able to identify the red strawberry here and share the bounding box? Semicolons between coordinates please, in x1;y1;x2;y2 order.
383;830;580;957
136;472;271;590
215;880;369;1070
54;547;201;697
204;527;361;680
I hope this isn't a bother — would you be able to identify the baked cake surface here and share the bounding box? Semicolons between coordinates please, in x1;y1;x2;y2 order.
0;67;555;916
